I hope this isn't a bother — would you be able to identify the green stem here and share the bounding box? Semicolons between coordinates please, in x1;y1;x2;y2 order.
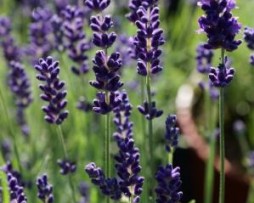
0;85;22;173
204;103;217;203
219;48;225;203
57;126;77;203
146;64;154;201
105;91;111;203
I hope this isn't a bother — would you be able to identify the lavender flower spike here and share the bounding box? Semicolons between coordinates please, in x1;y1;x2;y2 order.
243;27;254;66
35;56;68;125
113;91;144;202
155;164;183;203
198;0;241;51
209;57;235;87
7;173;27;203
36;174;54;203
196;44;214;74
62;5;90;75
165;115;180;152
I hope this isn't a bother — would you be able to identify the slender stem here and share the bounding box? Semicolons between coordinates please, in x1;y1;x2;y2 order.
204;101;217;203
57;126;68;159
146;63;154;201
219;48;225;203
56;126;77;203
0;86;22;173
105;91;110;203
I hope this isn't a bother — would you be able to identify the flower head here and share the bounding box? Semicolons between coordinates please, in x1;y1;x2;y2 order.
84;0;111;11
198;0;241;51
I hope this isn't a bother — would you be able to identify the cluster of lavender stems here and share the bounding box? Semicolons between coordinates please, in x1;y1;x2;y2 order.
198;1;241;203
127;0;164;200
84;3;123;203
86;91;144;203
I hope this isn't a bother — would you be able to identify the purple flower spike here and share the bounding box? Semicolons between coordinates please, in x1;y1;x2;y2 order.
196;44;214;74
244;27;254;50
57;159;77;175
113;91;144;202
134;5;165;76
93;92;121;114
28;7;53;59
138;101;163;120
209;57;235;87
8;61;32;108
8;61;32;136
34;56;69;125
36;174;54;203
85;163;122;200
198;0;241;51
7;173;27;203
62;5;90;76
165;115;180;152
155;164;183;203
0;16;11;37
84;0;110;11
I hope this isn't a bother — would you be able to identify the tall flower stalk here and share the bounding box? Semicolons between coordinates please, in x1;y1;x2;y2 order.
198;1;241;202
35;56;77;203
127;0;164;199
84;1;123;202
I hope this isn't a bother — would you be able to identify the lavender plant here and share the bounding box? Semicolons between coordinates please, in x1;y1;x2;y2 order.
198;0;241;203
85;91;144;203
35;56;76;202
84;3;123;203
127;0;165;200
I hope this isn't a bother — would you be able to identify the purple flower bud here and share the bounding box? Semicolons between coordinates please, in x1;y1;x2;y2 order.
244;27;254;50
209;57;235;87
57;159;77;175
138;101;163;120
84;0;110;11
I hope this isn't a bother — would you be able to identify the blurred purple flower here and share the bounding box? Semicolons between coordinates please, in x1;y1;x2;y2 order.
36;174;54;203
196;44;213;74
138;101;163;120
57;159;77;175
62;5;90;75
27;7;54;63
